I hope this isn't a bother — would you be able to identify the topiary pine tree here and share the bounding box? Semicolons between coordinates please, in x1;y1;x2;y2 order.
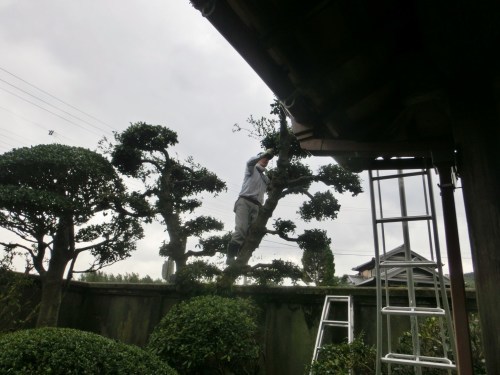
220;101;362;287
0;144;145;327
109;122;227;274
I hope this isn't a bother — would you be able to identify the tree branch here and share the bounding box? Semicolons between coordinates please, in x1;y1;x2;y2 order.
141;157;163;172
185;248;217;258
265;229;299;242
0;241;33;254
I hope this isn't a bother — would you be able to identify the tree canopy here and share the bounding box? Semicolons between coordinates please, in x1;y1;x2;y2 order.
0;144;144;326
109;122;227;273
220;101;363;287
302;243;336;286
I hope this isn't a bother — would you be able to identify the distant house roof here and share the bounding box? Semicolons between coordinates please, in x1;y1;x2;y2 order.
349;244;449;287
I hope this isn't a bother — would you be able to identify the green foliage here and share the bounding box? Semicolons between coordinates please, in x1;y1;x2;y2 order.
299;191;341;222
0;144;145;326
308;334;376;375
258;103;311;160
196;232;232;257
246;259;304;286
110;122;227;274
0;144;144;271
273;218;297;238
316;164;363;195
174;260;222;289
79;271;163;283
468;314;486;374
302;245;336;286
225;100;362;287
147;295;260;374
297;229;331;252
0;260;37;332
183;216;224;237
310;315;486;375
395;315;486;374
112;123;178;176
0;327;177;374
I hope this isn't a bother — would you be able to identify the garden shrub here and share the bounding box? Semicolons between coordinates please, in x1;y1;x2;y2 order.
0;327;177;374
307;334;376;375
173;260;222;291
147;295;260;374
0;263;38;333
395;315;486;374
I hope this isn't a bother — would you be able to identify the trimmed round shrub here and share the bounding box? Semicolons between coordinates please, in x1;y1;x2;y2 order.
308;335;376;375
0;327;177;374
147;295;260;374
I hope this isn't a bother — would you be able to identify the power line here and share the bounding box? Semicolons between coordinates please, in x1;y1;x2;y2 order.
0;65;116;131
0;86;103;137
0;78;112;137
0;105;74;144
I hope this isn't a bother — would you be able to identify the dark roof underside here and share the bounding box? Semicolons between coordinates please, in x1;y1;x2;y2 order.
190;0;499;171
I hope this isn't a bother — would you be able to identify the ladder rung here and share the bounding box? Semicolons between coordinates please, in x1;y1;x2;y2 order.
371;171;426;181
381;306;445;316
379;260;438;268
375;215;432;224
382;353;456;370
320;320;349;327
312;295;354;365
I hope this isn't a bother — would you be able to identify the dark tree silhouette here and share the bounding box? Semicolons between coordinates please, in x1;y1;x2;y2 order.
109;122;227;274
0;144;144;326
220;101;362;287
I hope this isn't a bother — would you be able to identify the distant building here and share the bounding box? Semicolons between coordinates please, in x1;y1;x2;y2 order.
347;244;450;287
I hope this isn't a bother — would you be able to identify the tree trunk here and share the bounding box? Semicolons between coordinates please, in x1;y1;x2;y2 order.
36;219;72;327
218;108;291;289
36;255;68;327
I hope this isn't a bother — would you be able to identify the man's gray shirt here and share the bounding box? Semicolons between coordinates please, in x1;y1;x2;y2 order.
238;155;270;204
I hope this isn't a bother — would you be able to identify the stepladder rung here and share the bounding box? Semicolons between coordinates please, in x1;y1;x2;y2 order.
320;320;349;328
371;170;427;181
382;353;456;370
369;168;457;374
311;295;354;363
379;260;438;268
375;214;432;224
381;306;445;316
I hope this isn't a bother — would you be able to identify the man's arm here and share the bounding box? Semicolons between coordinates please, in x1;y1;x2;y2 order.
246;149;274;171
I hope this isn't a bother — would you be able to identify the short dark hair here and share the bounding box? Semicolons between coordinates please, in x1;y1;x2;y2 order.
258;152;274;160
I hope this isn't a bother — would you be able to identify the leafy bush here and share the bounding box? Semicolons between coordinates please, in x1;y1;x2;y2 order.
147;295;260;374
309;315;485;375
0;264;38;333
395;315;486;374
246;259;303;286
79;271;163;283
0;327;177;374
308;334;376;375
174;260;222;288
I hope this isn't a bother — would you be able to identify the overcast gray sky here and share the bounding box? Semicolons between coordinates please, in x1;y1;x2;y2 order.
0;1;473;280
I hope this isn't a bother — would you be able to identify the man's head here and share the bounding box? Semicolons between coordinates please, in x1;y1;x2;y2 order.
257;149;274;168
258;157;269;168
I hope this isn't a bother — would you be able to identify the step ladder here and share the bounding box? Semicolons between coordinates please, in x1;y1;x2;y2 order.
311;295;353;363
369;168;457;374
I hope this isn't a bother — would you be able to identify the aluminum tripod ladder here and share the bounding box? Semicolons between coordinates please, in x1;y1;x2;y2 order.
311;295;354;363
369;168;457;374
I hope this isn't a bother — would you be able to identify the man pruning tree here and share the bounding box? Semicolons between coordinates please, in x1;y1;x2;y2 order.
226;149;274;264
